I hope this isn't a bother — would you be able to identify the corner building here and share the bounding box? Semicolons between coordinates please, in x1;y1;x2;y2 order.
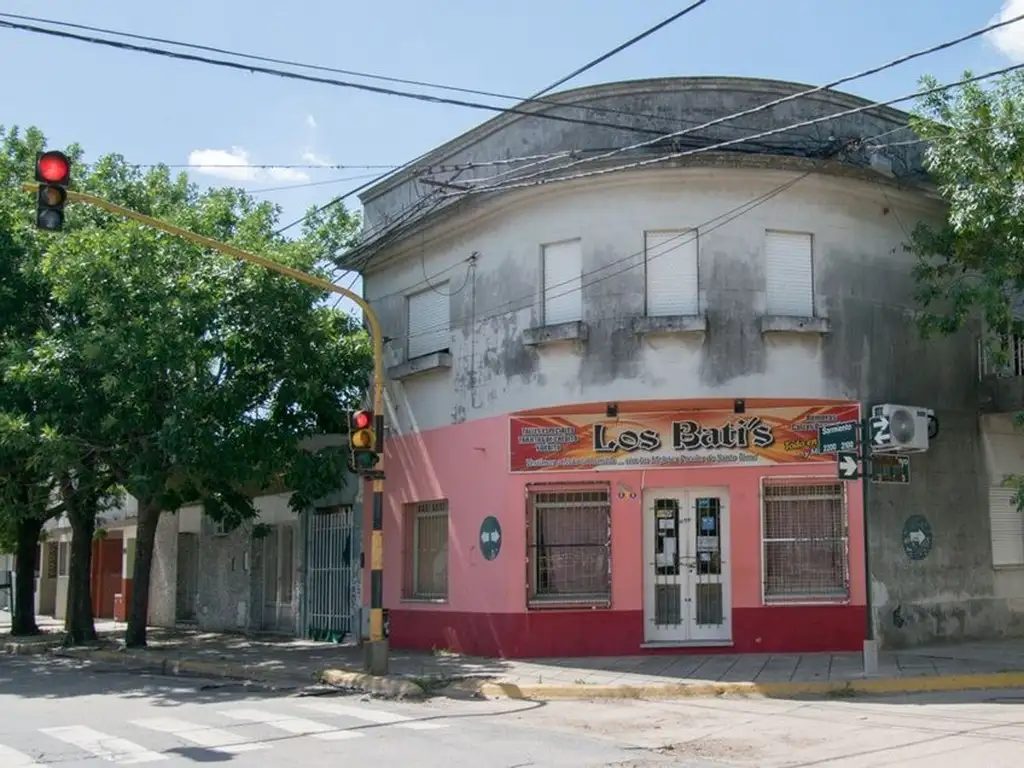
348;77;1024;658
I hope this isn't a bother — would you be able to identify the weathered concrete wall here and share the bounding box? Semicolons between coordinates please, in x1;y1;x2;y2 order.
195;513;255;632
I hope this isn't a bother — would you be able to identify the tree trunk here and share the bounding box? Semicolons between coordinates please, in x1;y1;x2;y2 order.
11;517;42;636
64;502;97;645
125;499;160;648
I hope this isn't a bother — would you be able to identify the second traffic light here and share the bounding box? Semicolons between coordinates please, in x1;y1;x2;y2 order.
349;409;382;474
34;150;71;231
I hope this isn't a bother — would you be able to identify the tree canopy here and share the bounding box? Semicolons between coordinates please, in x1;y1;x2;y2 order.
0;124;372;645
909;71;1024;353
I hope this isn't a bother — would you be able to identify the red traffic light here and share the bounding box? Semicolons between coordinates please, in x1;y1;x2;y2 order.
352;410;372;431
35;151;71;185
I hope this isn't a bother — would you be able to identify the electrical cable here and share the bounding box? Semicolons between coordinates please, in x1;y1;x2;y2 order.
0;18;727;144
455;10;1024;196
0;7;765;143
433;62;1024;201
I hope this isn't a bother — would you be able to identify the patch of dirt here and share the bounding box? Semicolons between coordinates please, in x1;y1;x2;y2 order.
655;737;763;762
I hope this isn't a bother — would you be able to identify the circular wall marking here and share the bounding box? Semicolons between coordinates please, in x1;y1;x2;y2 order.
479;516;502;561
902;514;933;561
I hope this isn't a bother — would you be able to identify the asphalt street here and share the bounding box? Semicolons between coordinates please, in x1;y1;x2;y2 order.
0;656;695;767
3;654;1024;767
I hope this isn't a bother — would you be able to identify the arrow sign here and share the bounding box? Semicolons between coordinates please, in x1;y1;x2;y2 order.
870;415;891;447
837;451;860;480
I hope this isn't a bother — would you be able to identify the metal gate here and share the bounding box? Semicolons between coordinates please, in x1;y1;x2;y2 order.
260;523;296;634
302;504;359;643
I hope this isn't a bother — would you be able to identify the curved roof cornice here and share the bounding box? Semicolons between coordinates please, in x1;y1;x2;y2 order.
358;75;915;204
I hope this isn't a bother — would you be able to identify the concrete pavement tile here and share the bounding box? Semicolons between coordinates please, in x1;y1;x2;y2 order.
719;654;769;682
753;655;800;682
687;654;741;681
790;654;832;682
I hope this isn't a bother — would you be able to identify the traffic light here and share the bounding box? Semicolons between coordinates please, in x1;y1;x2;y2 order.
349;409;380;474
34;150;71;231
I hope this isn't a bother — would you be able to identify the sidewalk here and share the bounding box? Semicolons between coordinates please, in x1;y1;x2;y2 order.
4;609;1024;700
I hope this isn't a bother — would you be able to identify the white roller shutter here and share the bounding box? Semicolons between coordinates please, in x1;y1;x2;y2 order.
765;230;814;316
990;486;1024;567
645;230;698;316
407;286;450;359
543;239;582;325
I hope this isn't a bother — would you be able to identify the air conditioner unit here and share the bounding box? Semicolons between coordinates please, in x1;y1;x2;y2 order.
870;404;934;454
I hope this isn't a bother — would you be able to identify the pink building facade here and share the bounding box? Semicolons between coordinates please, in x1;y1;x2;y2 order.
376;398;866;658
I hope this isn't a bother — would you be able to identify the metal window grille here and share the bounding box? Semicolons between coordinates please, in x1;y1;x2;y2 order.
762;479;849;601
402;500;448;600
57;542;69;577
527;486;611;606
978;334;1024;379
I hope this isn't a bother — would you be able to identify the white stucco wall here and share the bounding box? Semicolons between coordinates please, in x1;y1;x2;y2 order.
366;168;942;435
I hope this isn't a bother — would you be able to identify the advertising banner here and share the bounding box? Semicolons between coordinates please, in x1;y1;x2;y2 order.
509;403;859;473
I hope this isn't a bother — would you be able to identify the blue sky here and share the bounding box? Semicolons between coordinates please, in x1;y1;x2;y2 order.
2;0;1023;302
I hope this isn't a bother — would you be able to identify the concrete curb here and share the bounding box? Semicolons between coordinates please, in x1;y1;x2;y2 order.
440;671;1024;701
318;669;426;699
2;639;63;656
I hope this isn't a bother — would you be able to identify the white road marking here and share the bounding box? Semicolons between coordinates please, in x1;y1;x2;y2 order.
39;725;168;763
219;708;362;741
0;743;41;766
130;717;267;754
296;700;448;730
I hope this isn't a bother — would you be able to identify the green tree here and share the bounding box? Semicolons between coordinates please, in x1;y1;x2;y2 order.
6;147;371;647
909;71;1024;352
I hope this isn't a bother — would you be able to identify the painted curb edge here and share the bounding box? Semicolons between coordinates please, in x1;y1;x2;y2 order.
438;671;1024;700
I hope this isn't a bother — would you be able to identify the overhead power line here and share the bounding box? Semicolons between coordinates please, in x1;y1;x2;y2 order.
0;18;720;143
276;4;714;236
457;9;1024;196
0;8;745;140
438;61;1024;202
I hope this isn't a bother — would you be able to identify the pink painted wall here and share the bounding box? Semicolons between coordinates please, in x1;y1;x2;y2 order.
364;409;866;619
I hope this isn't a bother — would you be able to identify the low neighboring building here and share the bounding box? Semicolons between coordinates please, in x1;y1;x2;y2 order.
341;76;1024;658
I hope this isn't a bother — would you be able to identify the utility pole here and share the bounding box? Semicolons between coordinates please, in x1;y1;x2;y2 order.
23;182;392;675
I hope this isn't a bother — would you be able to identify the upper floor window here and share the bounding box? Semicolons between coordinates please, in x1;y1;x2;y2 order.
765;230;814;317
989;484;1024;568
542;239;582;326
407;285;450;359
644;229;699;317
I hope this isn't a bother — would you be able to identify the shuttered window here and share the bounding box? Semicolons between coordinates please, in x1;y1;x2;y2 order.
407;286;450;359
543;239;583;325
765;230;814;317
990;486;1024;567
645;230;699;316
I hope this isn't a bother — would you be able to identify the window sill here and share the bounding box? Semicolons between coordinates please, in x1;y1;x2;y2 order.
632;314;707;336
527;598;611;610
523;321;588;347
400;597;448;605
759;315;831;335
763;596;850;606
387;351;452;380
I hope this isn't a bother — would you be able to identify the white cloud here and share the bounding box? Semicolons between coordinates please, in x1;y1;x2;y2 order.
266;166;311;183
306;114;317;130
187;146;310;184
301;150;332;167
989;0;1024;62
187;147;261;182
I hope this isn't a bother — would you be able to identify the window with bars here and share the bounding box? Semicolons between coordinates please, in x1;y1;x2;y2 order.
527;486;611;607
762;479;849;601
402;500;449;600
57;541;69;577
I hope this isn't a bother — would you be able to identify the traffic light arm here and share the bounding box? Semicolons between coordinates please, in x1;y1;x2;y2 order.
21;184;385;417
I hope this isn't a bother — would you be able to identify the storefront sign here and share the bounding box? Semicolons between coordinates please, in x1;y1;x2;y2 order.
509;403;860;473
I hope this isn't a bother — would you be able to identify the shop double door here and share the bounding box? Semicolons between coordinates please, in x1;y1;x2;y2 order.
642;488;731;645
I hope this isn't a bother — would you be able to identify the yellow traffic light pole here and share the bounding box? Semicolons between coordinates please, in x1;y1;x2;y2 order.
24;183;392;674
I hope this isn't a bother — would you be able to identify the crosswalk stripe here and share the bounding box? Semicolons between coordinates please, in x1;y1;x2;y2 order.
0;744;41;766
296;701;447;730
40;725;168;764
130;717;267;754
219;708;362;741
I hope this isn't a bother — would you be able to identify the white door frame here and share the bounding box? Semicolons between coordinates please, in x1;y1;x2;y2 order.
642;487;732;646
